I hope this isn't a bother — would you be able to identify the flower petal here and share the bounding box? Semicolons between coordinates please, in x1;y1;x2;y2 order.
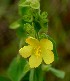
19;45;33;58
40;39;53;50
29;55;42;68
26;37;39;47
42;50;54;64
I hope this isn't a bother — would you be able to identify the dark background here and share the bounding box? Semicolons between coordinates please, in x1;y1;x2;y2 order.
0;0;70;81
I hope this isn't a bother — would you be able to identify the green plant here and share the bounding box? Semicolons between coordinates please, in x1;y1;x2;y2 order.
0;0;65;81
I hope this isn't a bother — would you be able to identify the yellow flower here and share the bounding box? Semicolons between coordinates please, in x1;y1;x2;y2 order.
19;37;54;68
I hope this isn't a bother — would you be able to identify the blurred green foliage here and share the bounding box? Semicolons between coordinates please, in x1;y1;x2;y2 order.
0;0;70;81
8;56;30;81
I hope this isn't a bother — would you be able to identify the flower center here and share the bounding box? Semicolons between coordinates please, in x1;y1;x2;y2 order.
35;46;41;58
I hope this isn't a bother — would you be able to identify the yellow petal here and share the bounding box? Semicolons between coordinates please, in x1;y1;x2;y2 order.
40;39;53;50
29;55;42;68
26;37;39;47
42;50;54;64
19;45;33;58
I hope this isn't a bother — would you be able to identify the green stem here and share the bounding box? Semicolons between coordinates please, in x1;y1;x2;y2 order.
36;32;39;40
29;66;45;81
38;71;44;81
29;69;35;81
38;65;45;81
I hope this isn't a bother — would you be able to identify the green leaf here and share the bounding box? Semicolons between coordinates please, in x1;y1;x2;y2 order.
19;6;31;16
8;56;30;81
42;64;51;71
0;76;11;81
24;23;32;32
24;23;35;36
19;0;26;5
19;0;40;9
22;62;30;78
19;0;29;7
10;21;20;29
41;12;48;18
16;27;26;38
30;0;40;9
39;12;48;33
23;15;33;22
50;67;65;79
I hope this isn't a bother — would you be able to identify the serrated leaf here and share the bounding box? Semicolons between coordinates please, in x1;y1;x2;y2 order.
8;56;30;81
50;67;65;79
10;21;20;29
0;76;11;81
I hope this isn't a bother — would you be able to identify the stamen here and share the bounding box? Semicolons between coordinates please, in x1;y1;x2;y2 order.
35;46;41;58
